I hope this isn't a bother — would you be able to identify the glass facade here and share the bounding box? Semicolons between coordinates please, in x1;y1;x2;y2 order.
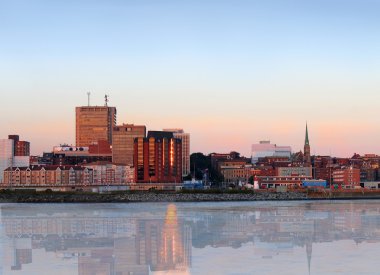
163;129;191;177
134;135;182;183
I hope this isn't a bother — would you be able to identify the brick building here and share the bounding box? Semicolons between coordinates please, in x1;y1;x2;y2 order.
134;131;182;183
332;167;360;188
76;105;117;147
2;165;93;187
8;135;30;156
259;176;312;188
112;124;146;166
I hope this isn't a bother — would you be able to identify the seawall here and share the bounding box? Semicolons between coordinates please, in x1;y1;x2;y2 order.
0;191;308;203
1;190;380;203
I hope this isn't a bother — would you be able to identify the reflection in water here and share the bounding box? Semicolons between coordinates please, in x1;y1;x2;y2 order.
1;201;380;274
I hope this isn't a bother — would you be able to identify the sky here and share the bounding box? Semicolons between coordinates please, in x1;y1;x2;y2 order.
0;0;379;157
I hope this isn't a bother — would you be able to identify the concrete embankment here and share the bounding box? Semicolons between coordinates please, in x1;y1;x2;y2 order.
0;191;308;203
2;190;380;203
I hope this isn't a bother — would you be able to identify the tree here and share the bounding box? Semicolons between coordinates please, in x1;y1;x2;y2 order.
190;153;209;180
190;153;224;184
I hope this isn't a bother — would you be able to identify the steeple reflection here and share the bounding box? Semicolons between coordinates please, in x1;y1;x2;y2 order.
1;202;380;274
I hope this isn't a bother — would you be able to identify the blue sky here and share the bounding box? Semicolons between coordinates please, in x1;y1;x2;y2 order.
0;0;379;156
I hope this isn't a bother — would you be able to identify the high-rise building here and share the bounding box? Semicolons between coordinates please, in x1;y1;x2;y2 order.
8;135;30;156
0;135;31;184
112;124;146;165
76;106;117;147
251;141;292;164
304;123;311;165
0;139;14;183
134;131;182;183
163;129;190;177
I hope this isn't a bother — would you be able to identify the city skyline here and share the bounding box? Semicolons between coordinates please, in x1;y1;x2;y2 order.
1;0;380;157
1;98;380;158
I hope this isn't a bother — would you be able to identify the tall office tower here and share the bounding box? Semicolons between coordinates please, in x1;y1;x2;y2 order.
76;106;117;147
134;131;182;183
8;135;30;156
112;124;146;165
304;123;311;165
163;129;190;177
0;139;14;183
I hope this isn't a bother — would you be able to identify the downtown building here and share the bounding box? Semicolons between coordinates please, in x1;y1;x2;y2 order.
2;165;93;187
0;135;30;183
163;128;190;177
50;143;112;166
251;141;292;164
76;105;117;147
84;162;135;185
8;135;30;156
134;131;182;184
112;124;146;166
332;167;360;188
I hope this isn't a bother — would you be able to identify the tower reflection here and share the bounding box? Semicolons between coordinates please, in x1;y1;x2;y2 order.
1;202;380;274
137;204;191;274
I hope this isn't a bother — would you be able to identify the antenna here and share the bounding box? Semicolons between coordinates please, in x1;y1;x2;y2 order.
87;92;91;106
104;94;109;106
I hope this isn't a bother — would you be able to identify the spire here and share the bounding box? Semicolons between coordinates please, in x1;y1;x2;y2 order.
305;122;309;146
306;242;312;275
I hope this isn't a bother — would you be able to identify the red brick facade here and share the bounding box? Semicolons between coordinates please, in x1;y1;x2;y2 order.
134;132;182;184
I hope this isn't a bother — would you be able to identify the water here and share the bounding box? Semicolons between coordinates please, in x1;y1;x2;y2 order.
0;201;379;275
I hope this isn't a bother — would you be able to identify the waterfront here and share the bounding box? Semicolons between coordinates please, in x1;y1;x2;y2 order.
1;201;380;274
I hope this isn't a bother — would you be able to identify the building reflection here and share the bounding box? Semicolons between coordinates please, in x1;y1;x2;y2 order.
137;204;191;274
1;202;380;274
1;204;191;274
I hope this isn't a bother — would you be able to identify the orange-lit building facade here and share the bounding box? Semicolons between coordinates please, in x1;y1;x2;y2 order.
76;106;117;147
134;131;182;183
112;124;146;166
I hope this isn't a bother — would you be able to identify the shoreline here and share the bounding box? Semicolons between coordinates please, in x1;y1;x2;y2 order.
1;191;380;203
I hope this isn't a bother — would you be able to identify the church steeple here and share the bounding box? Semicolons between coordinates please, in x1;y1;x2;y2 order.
305;123;309;146
304;123;311;165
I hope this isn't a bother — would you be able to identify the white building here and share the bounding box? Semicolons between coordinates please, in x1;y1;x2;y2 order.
0;137;31;184
277;166;312;177
251;141;292;164
0;139;14;183
163;128;190;177
13;156;30;168
84;162;135;185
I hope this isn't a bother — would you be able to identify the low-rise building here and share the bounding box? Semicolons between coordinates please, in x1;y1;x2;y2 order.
2;165;93;187
259;176;312;189
251;141;292;164
332;167;360;188
276;167;312;177
302;179;327;188
361;181;380;189
50;143;112;166
84;162;135;185
220;164;256;184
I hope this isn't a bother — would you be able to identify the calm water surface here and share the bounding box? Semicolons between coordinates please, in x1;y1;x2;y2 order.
1;201;380;275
